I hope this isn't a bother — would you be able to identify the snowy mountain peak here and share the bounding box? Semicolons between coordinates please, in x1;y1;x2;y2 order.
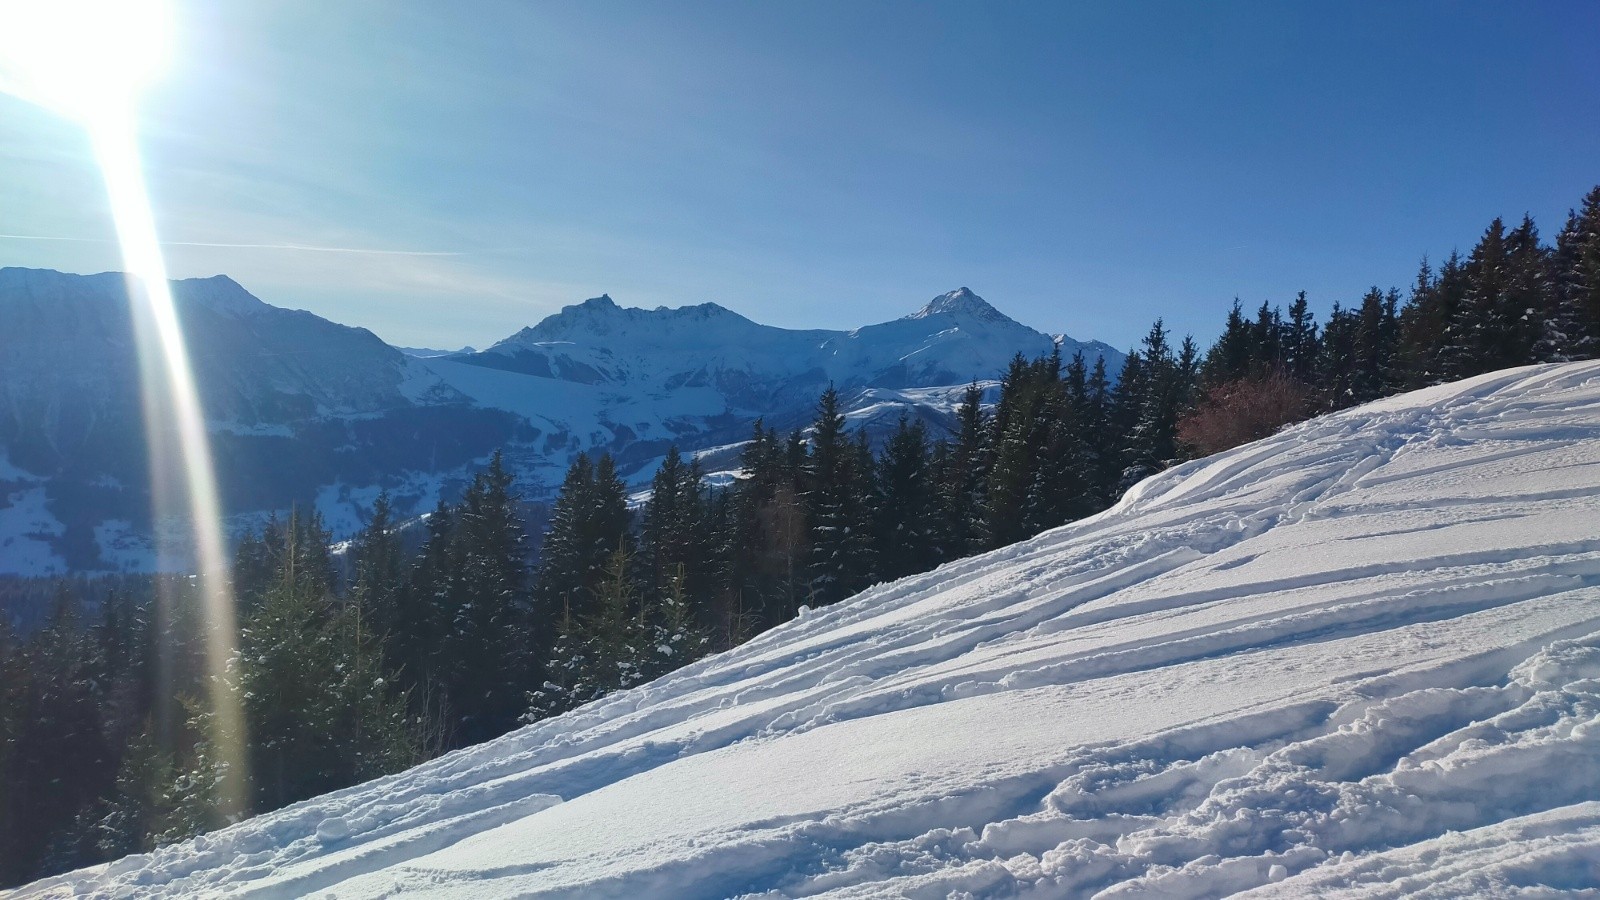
172;273;271;318
0;267;269;319
501;294;760;348
653;301;743;320
459;288;1121;430
908;287;1008;323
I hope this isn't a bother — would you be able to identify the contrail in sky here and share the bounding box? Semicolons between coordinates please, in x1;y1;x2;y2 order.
0;232;464;256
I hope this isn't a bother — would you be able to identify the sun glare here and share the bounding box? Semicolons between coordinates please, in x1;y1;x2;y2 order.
0;0;173;124
0;0;248;817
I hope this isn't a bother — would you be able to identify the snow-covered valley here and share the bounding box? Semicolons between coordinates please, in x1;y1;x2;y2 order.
19;362;1600;898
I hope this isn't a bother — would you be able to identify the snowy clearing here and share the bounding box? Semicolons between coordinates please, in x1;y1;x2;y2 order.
19;362;1600;898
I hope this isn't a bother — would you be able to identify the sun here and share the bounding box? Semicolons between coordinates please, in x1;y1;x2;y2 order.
0;0;173;125
0;0;250;815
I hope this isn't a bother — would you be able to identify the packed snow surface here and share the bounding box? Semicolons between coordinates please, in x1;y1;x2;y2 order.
24;363;1600;898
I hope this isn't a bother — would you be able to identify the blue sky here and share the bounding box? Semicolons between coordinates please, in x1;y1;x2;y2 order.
1;0;1596;351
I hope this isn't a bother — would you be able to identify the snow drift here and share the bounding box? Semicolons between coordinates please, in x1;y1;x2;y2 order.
21;362;1600;898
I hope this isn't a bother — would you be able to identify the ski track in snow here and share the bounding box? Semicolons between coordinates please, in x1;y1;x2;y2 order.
17;362;1600;899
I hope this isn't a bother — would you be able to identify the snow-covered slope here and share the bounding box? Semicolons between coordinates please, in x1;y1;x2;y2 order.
27;362;1600;898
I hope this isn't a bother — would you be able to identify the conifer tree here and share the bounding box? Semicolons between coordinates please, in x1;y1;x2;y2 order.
986;410;1034;547
233;507;339;605
1282;291;1319;383
0;619;18;876
1398;257;1444;387
349;492;404;641
707;479;758;647
1177;335;1201;410
1060;352;1101;520
92;724;179;857
1124;320;1186;476
185;515;421;814
393;498;456;696
1318;301;1358;408
1552;188;1600;357
635;448;717;673
593;454;632;553
89;587;155;774
528;543;652;719
160;696;229;843
935;384;990;556
1540;209;1593;361
537;453;630;624
1249;302;1284;372
644;563;713;681
0;590;115;882
874;415;938;580
804;386;876;606
716;421;797;634
1349;287;1399;403
1502;215;1551;364
1204;300;1255;384
1108;348;1145;487
445;451;530;744
536;453;596;619
986;356;1049;546
1395;253;1463;388
230;516;279;611
1083;355;1119;505
1576;187;1600;344
1431;252;1472;385
641;447;713;608
1436;222;1512;381
1020;362;1077;536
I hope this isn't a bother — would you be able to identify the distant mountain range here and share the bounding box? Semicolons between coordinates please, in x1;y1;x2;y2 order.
0;267;1121;575
395;344;477;358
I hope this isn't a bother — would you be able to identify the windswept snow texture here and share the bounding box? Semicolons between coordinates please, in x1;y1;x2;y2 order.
25;363;1600;899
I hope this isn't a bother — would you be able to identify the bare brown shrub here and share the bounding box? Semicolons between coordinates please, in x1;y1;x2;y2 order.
1178;372;1313;457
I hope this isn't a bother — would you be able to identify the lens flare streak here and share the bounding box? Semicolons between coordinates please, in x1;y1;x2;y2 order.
0;0;250;816
90;113;250;816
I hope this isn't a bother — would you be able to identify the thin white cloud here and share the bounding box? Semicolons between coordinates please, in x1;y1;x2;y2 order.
0;232;463;256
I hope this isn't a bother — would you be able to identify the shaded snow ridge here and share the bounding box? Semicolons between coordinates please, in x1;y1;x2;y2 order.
28;362;1600;898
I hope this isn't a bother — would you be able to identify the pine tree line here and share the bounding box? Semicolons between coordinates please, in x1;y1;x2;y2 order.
0;582;202;883
529;336;1202;712
1183;187;1600;453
